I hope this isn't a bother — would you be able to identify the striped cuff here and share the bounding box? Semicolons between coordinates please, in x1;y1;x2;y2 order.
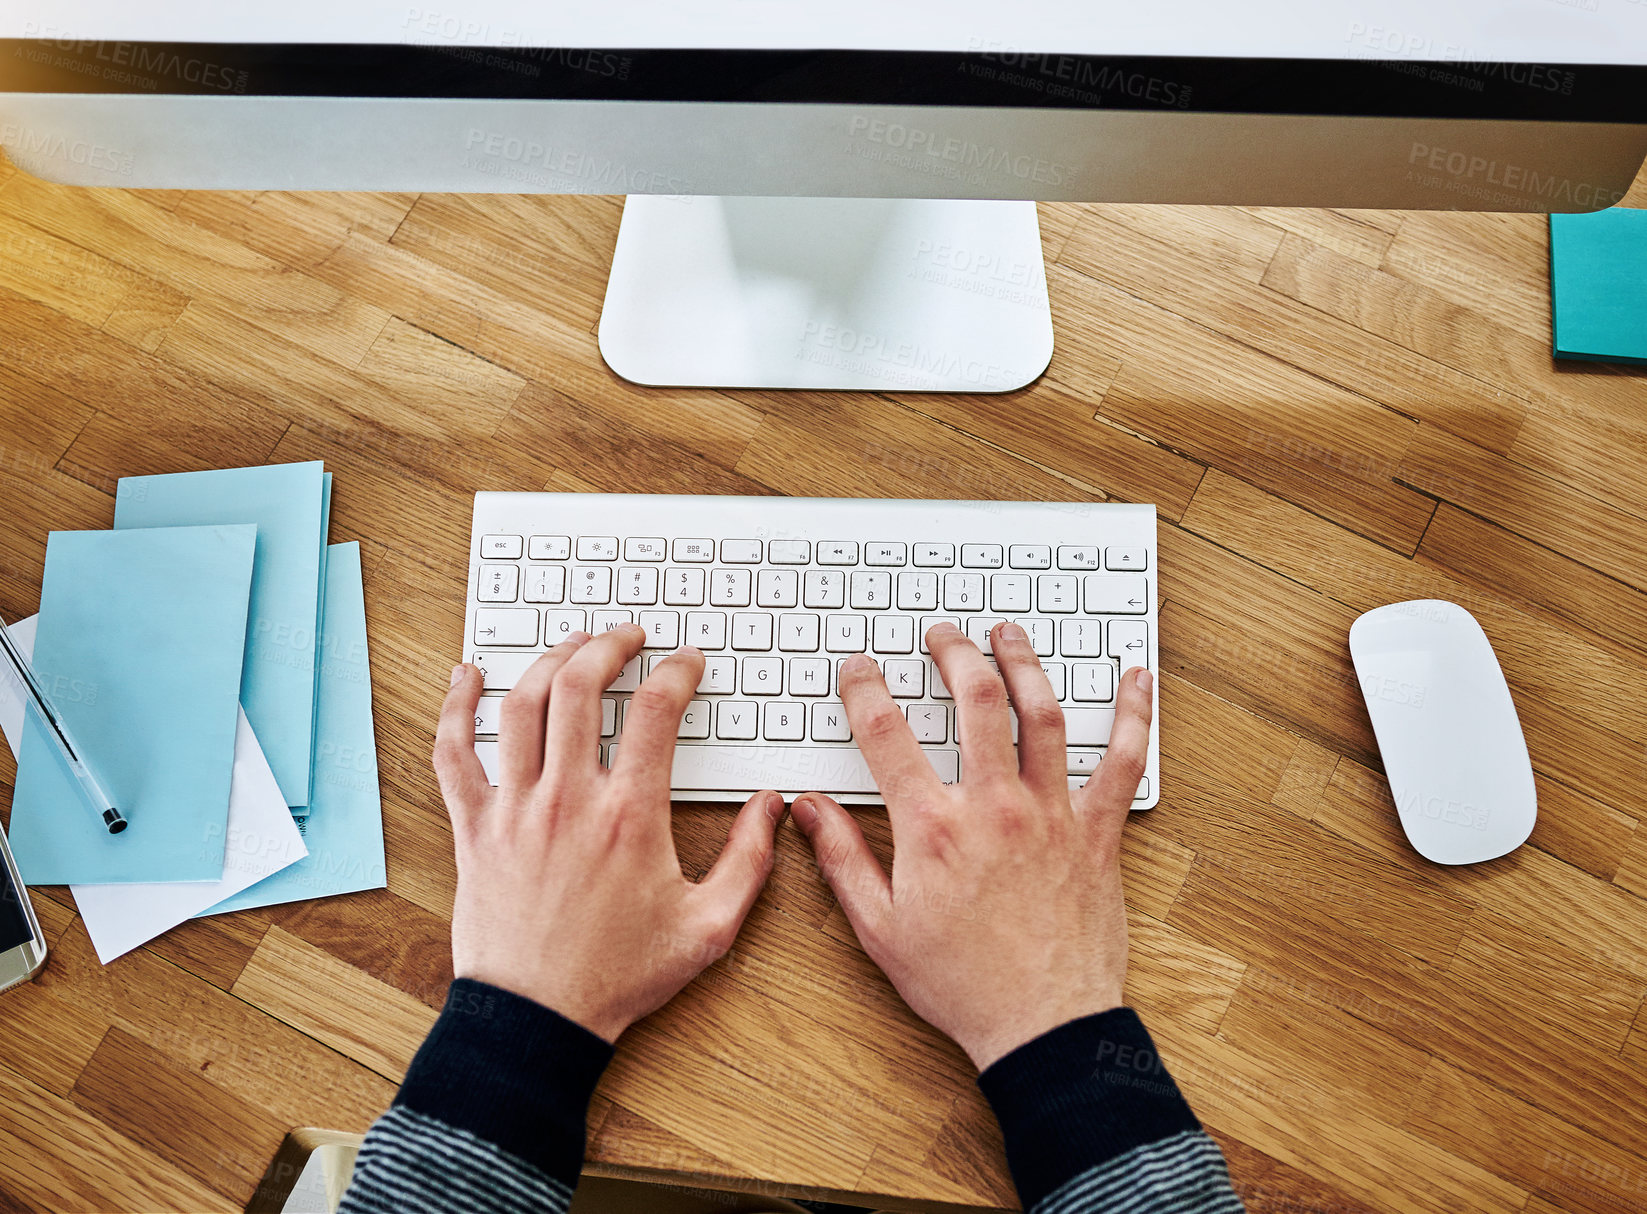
977;1008;1206;1212
1033;1131;1244;1214
392;978;614;1191
340;1105;575;1214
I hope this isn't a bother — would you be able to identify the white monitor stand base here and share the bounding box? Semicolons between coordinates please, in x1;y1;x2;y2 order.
598;196;1054;393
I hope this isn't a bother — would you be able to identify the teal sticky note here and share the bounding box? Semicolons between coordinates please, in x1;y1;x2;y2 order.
114;462;328;809
10;525;256;885
1550;208;1647;366
204;542;386;914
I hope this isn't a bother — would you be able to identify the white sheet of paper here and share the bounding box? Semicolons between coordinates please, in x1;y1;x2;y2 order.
0;616;308;964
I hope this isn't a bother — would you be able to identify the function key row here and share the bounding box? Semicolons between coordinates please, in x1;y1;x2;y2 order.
481;534;1148;571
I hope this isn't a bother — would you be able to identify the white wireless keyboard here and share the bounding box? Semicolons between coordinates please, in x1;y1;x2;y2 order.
463;494;1159;809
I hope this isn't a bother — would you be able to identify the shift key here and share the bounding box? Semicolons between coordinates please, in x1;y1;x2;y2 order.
1009;708;1114;746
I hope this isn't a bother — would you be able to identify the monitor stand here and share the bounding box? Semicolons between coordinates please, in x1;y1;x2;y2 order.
598;196;1053;393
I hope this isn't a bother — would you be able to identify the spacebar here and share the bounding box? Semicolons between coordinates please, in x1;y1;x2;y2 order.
656;744;958;794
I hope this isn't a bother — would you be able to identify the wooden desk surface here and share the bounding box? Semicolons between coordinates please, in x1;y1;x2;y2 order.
1;158;1645;1214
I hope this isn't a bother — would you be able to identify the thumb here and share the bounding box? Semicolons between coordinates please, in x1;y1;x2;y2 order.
693;789;784;936
791;793;892;941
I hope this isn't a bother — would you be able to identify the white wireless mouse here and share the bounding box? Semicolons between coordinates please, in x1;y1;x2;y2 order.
1348;601;1536;865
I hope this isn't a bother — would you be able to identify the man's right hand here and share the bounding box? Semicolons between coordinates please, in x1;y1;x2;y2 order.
790;620;1154;1072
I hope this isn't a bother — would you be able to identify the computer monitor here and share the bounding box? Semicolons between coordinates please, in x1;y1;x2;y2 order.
4;3;1645;392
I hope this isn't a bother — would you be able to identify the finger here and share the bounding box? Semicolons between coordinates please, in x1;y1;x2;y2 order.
1076;667;1154;841
837;653;945;813
926;622;1017;780
691;790;785;945
497;633;590;789
991;621;1068;797
544;622;646;776
433;663;491;824
790;793;893;946
611;645;707;803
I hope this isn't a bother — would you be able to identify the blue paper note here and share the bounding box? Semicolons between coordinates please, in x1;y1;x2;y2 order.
205;542;386;914
1550;208;1647;366
114;462;328;809
10;525;256;885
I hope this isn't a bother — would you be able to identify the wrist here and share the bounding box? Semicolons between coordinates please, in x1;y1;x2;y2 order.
456;964;631;1045
959;998;1124;1072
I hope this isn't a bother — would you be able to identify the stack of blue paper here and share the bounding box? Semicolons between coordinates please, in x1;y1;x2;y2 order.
1;462;386;963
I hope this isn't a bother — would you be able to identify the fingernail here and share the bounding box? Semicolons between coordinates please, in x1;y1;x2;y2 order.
929;620;959;634
764;790;785;821
1136;668;1154;695
842;653;874;674
999;622;1026;642
791;796;817;829
676;645;703;659
449;664;467;687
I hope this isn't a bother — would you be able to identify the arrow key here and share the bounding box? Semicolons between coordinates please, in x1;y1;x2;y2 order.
1108;620;1150;669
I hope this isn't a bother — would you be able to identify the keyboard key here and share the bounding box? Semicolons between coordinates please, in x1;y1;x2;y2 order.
790;658;831;696
1057;545;1100;570
804;569;846;609
757;568;800;608
897;571;938;610
591;609;632;633
482;534;522;559
617;567;660;605
1059;618;1104;657
472;651;537;690
742;656;783;694
478;564;519;602
907;703;946;742
1023;617;1055;656
961;544;1003;568
1037;574;1080;613
990;574;1031;613
528;535;571;560
872;615;916;654
919;615;961;653
768;540;811;564
1009;544;1052;569
1008;707;1114;746
883;659;925;697
657;744;959;793
716;700;758;739
602;698;617;738
1109;620;1150;667
914;543;955;567
1106;546;1149;571
721;539;763;563
611;656;642;691
639;611;679;648
685;611;727;649
1084;575;1149;614
577;536;619;560
543;609;588;642
732;612;774;650
474;608;538;646
673;538;716;562
475;740;500;784
624;537;667;561
664;567;707;606
943;573;985;611
678;700;712;739
765;702;806;741
818;541;859;565
1040;662;1067;699
1072;662;1116;702
569;566;612;603
524;565;566;603
850;571;892;609
776;613;819;652
1067;749;1105;775
710;568;753;607
866;542;907;566
474;696;503;737
811;703;852;741
964;616;1007;653
825;614;867;652
699;656;736;694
